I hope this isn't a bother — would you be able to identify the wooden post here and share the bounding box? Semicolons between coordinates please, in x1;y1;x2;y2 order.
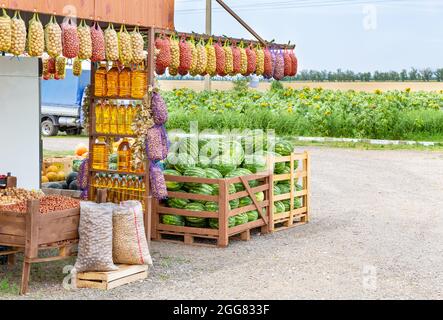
147;27;156;88
20;200;40;295
288;153;295;227
268;155;275;232
88;62;96;201
204;0;212;91
218;179;229;247
304;152;310;223
151;198;160;241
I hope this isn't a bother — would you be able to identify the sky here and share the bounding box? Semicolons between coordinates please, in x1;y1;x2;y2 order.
174;0;443;72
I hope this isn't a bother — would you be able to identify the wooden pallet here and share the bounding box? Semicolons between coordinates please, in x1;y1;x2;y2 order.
76;265;149;290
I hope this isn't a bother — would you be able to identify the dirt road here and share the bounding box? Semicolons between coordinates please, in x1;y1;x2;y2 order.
3;147;442;300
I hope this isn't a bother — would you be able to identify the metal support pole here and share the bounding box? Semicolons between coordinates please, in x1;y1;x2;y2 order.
204;0;212;91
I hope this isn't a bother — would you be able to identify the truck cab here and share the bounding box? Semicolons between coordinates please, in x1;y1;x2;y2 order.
41;64;90;136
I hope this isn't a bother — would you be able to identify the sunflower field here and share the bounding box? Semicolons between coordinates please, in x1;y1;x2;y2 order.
164;87;443;141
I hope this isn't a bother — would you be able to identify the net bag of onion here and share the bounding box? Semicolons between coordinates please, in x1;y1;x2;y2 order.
131;26;145;64
0;8;11;52
61;17;80;59
155;34;171;75
118;24;133;65
178;36;192;76
239;41;248;76
246;43;257;75
77;19;92;60
263;47;273;79
105;23;119;61
231;41;241;75
113;201;153;266
150;162;168;200
214;38;226;76
90;22;105;62
27;13;44;57
284;50;292;77
223;40;233;76
45;15;62;58
9;11;26;56
206;37;217;76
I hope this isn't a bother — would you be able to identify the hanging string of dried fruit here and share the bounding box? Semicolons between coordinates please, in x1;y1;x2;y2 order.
118;24;133;65
223;39;234;76
255;45;265;76
81;85;91;131
55;56;67;80
155;34;171;75
73;58;82;77
9;11;26;56
195;37;208;76
90;22;105;62
131;26;145;64
132;87;154;169
246;43;257;76
178;35;192;76
188;36;198;76
214;38;226;76
273;49;285;81
105;23;119;61
42;58;51;80
230;41;241;75
205;37;217;76
263;46;273;79
168;34;180;76
283;49;292;77
44;15;62;58
239;41;248;76
61;17;79;59
0;8;11;52
27;13;44;57
77;19;92;60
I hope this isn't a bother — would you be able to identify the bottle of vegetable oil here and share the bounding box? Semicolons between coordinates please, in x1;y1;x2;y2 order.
131;63;147;99
94;62;107;97
119;66;131;98
91;173;100;201
139;177;146;209
92;137;109;170
95;101;103;133
117;138;132;171
127;176;135;200
120;176;128;201
106;174;114;203
106;62;119;97
114;176;122;203
117;104;126;135
125;104;134;135
133;176;140;201
102;100;111;134
110;103;118;134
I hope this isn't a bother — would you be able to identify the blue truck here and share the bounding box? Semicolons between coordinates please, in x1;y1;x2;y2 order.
41;68;90;136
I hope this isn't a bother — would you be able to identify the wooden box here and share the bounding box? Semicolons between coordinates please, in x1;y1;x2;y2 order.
76;265;149;290
152;173;272;247
42;157;74;176
269;152;310;232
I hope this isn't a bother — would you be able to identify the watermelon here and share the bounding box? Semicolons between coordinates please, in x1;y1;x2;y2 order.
173;153;196;173
278;183;291;194
235;213;249;226
162;215;185;226
226;140;245;165
178;139;200;160
255;192;265;202
186;220;208;228
61;182;69;190
205;168;223;179
296;184;303;192
69;180;79;191
167;197;189;209
183;167;207;188
243;154;268;173
198;156;212;169
47;183;63;189
282;198;302;211
242;129;267;153
209;217;236;229
225;168;258;192
274;140;294;156
239;197;253;208
200;139;226;159
184;202;206;226
273;185;282;195
205;201;219;212
211;155;237;176
188;184;214;203
230;198;240;210
274;201;286;213
163;169;183;191
246;210;259;222
281;166;291;174
66;172;78;186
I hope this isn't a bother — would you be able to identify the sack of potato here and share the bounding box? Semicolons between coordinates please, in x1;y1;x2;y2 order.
9;11;26;56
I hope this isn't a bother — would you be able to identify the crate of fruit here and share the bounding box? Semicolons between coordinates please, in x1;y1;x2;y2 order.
152;166;272;247
269;151;310;232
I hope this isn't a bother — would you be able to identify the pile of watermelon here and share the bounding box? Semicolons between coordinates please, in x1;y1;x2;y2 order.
160;135;301;228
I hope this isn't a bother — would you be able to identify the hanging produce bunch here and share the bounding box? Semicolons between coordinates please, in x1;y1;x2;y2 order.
0;8;11;52
118;24;133;65
131;26;145;64
105;23;119;61
61;17;80;59
90;22;105;62
77;20;92;60
45;15;62;58
9;11;26;56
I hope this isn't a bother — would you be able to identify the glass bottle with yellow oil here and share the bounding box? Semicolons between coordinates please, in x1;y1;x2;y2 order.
95;101;103;134
125;104;134;135
131;63;147;99
106;62;119;97
102;100;111;134
117;138;132;171
117;104;126;135
119;66;131;98
94;62;107;97
92;137;109;170
110;103;118;134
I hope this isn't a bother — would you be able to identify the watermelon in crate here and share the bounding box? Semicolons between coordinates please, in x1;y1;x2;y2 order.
235;213;249;226
188;184;214;203
184;202;207;227
183;167;207;188
239;197;253;208
167;197;189;209
173;153;197;174
274;140;294;156
274;201;286;213
209;217;236;229
211;155;237;177
247;210;259;222
162;215;185;226
163;169;183;191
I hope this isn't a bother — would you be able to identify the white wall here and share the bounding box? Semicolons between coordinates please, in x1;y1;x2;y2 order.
0;57;40;189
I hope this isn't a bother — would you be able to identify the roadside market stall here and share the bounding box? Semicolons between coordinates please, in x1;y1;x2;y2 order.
0;0;309;294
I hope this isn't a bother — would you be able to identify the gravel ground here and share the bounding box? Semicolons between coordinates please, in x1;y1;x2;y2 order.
2;147;442;300
43;137;88;152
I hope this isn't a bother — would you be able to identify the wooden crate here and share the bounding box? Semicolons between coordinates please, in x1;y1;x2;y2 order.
152;173;272;247
76;265;148;290
0;200;80;295
269;152;310;232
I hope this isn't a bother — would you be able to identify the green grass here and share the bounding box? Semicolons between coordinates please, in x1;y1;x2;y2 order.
293;140;443;151
0;276;19;295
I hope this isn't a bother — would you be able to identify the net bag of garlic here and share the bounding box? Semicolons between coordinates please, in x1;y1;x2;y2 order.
112;201;153;266
61;17;79;59
9;11;26;56
105;23;119;61
155;34;171;75
45;15;62;58
214;38;226;76
178;35;192;76
90;22;105;62
150;162;168;200
118;24;133;65
0;8;11;52
131;26;145;64
27;13;44;57
77;20;92;60
205;37;217;76
74;202;118;273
